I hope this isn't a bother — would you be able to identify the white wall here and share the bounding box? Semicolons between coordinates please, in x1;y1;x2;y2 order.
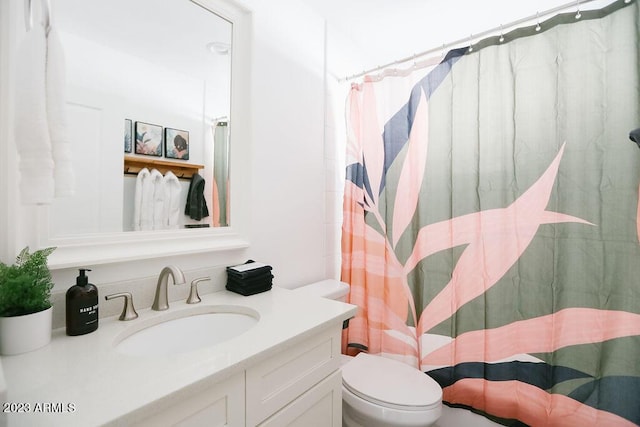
234;0;330;288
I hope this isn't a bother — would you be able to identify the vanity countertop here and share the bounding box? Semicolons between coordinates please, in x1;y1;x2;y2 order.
0;287;357;426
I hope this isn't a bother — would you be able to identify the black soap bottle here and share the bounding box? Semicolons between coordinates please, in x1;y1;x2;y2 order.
66;269;99;336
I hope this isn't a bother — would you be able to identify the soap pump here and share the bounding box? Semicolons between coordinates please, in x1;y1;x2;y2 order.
66;268;99;336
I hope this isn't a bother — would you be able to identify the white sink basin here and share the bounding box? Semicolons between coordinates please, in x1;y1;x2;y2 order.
114;305;259;356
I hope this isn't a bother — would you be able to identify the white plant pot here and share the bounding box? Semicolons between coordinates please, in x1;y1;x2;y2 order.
0;306;53;355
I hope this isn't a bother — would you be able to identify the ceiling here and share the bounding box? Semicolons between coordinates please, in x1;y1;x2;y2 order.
53;0;232;81
51;0;613;81
299;0;612;78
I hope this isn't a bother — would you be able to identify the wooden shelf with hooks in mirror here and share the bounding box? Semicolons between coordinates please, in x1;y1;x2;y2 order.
123;156;204;180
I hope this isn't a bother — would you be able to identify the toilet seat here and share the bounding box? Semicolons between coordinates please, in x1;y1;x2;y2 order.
341;353;442;411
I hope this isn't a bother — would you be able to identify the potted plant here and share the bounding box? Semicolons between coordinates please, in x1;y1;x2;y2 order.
0;246;56;355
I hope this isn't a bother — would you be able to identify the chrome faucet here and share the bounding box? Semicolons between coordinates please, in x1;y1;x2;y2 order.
152;265;186;311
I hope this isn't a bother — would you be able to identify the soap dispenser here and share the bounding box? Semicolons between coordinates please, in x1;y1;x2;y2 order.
66;269;99;336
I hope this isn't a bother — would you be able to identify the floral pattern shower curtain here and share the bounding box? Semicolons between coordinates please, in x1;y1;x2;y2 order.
341;1;640;425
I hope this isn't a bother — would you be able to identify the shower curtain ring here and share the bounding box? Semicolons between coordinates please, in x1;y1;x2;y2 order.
575;1;582;19
468;34;474;52
535;12;541;31
499;25;505;43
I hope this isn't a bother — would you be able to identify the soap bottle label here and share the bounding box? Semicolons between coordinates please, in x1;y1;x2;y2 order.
66;296;99;336
77;303;98;325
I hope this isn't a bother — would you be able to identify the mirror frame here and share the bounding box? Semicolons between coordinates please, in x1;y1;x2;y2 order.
0;0;252;269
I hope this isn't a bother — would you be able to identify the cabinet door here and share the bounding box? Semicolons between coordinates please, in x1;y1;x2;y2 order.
246;328;341;425
132;372;245;427
258;370;342;427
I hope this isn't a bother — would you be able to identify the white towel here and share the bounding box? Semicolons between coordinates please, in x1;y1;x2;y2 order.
46;28;75;197
14;25;54;205
163;171;181;229
133;168;150;231
150;169;165;230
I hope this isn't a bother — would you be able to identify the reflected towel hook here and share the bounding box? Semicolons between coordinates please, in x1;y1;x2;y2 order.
24;0;51;34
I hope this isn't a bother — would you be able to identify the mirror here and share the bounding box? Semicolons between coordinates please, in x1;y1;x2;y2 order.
50;0;232;236
23;0;251;270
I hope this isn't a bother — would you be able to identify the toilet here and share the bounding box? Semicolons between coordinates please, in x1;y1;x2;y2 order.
294;280;443;427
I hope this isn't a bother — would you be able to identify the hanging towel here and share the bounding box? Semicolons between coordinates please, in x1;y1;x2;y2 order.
185;173;209;221
163;171;181;229
150;169;165;230
133;168;150;230
14;25;54;205
46;27;75;197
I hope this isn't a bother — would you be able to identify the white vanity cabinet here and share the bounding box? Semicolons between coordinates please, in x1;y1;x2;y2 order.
133;372;245;427
126;329;342;427
127;326;343;427
246;327;342;426
0;288;356;427
257;371;342;427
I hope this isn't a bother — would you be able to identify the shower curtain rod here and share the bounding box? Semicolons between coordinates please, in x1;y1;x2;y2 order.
342;0;611;82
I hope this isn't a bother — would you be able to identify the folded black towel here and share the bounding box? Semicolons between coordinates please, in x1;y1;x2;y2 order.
227;261;273;280
227;273;274;288
226;282;272;296
225;260;274;296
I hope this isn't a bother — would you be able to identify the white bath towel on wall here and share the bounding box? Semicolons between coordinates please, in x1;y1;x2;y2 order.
163;171;181;229
150;169;165;230
133;168;150;231
46;28;75;197
14;25;55;205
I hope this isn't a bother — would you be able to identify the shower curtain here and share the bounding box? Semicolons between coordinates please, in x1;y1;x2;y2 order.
212;121;230;227
341;1;640;425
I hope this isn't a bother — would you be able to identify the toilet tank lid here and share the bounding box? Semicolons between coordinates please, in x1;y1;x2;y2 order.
342;353;442;409
295;279;350;299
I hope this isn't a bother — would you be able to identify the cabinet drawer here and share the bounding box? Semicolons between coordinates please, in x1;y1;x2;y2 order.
246;327;341;426
258;370;342;427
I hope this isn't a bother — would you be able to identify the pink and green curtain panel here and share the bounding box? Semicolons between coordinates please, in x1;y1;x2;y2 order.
341;0;640;425
212;121;230;227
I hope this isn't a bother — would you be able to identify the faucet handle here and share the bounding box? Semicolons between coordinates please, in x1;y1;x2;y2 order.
105;292;139;321
187;277;210;304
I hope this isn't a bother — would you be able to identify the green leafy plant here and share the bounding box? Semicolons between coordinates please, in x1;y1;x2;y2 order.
0;247;56;317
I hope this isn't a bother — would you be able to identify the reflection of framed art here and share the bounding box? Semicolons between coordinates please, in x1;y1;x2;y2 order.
124;118;132;153
164;128;189;160
135;121;162;156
